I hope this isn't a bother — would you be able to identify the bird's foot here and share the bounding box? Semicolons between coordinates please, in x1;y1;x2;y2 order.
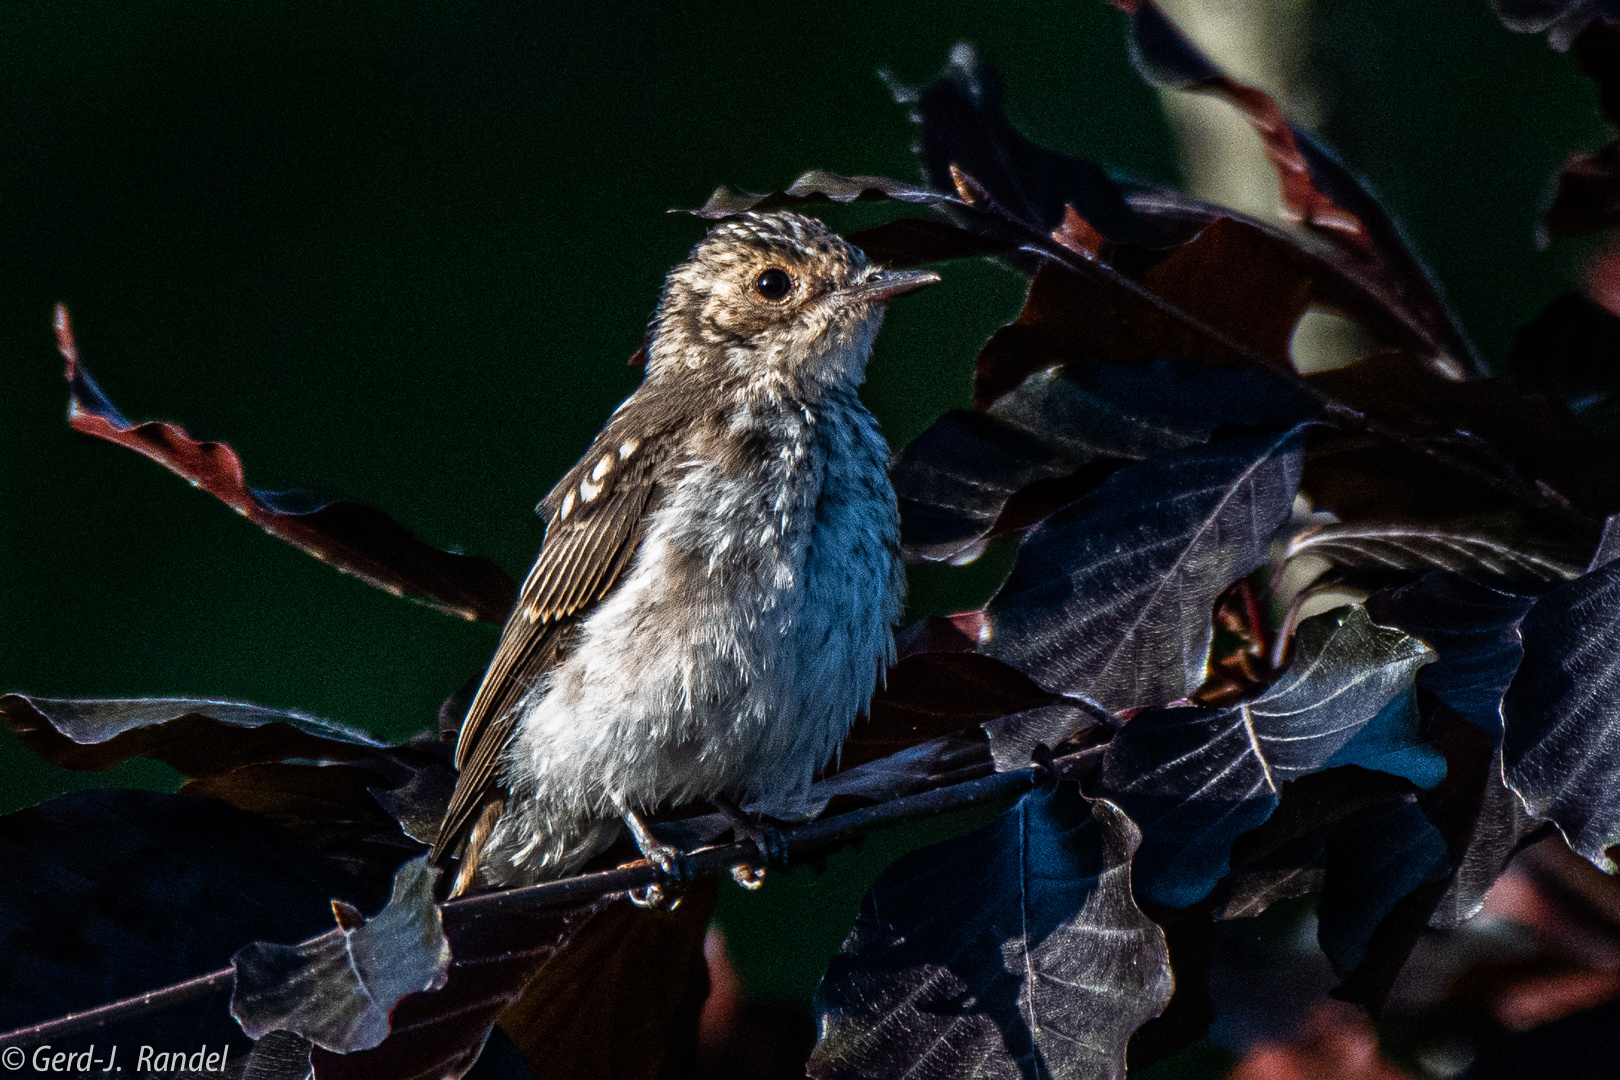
713;797;788;890
623;809;689;910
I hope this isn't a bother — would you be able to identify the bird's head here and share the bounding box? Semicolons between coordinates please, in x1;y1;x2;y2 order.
645;211;939;396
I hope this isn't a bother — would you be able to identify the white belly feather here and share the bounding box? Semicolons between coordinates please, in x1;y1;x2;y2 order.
484;392;902;881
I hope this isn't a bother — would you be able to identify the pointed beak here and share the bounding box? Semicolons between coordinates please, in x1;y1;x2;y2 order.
842;267;942;305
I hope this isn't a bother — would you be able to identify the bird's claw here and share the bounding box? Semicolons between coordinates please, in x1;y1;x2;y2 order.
628;844;690;909
721;807;787;889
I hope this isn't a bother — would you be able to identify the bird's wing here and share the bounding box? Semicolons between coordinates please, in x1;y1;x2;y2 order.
432;421;666;866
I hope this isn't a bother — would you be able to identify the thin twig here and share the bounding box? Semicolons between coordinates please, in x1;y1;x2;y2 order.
0;767;1038;1048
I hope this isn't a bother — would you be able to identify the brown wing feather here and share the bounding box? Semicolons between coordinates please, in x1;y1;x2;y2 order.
432;426;664;867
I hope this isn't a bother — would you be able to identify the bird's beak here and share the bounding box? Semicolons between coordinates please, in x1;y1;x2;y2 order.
842;267;942;305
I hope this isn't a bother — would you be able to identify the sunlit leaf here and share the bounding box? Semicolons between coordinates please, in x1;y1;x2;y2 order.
1099;607;1434;907
233;856;450;1052
1503;556;1620;870
1284;523;1581;585
812;789;1171;1080
986;428;1306;712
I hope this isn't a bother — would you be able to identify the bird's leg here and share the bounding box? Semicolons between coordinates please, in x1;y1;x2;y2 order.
622;808;690;910
712;795;788;890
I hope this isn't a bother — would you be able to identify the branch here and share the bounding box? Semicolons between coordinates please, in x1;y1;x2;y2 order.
0;767;1040;1049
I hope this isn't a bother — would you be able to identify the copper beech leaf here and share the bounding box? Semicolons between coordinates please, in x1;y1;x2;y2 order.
308;898;611;1080
1099;607;1435;908
0;789;389;1053
56;306;517;624
0;693;383;775
896;43;1169;248
811;789;1171;1080
893;358;1316;564
1283;523;1582;585
232;856;451;1052
1503;555;1620;870
985;427;1307;713
1303;350;1620;534
1113;0;1480;374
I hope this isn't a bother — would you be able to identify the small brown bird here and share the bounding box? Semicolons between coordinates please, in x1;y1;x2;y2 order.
431;211;938;897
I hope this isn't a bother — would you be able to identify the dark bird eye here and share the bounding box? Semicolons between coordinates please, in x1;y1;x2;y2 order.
755;268;793;300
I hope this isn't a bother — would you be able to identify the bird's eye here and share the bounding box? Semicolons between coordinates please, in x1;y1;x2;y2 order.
754;268;793;300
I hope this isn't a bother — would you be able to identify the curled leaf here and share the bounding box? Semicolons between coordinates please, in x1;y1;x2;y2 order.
232;855;451;1052
1284;523;1582;585
691;171;953;219
0;693;382;776
57;306;517;623
1116;2;1479;373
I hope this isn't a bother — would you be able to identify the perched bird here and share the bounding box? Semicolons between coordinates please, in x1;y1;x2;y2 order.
431;210;938;897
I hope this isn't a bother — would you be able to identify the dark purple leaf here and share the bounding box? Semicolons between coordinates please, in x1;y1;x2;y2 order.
895;356;1316;566
690;170;953;219
892;410;1074;564
845;217;1018;268
0;693;382;775
1100;607;1433;907
1284;524;1581;586
811;788;1171;1080
1304;351;1620;533
309;897;610;1080
0;789;388;1052
897;43;1168;247
1315;792;1451;978
989;356;1318;464
1503;556;1620;870
56;306;517;624
1115;2;1480;373
1215;768;1411;921
1429;748;1545;929
985;428;1306;711
1511;292;1620;412
984;702;1107;773
491;884;715;1080
233;856;450;1052
842;652;1060;770
1365;574;1542;737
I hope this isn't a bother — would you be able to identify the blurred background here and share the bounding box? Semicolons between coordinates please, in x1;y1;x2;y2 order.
0;0;1610;1075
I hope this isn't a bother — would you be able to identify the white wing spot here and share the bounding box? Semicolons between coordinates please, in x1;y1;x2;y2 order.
560;491;576;520
591;456;613;482
619;440;639;459
580;478;602;502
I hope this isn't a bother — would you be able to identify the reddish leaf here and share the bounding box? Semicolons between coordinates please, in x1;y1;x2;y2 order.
974;261;1261;409
1114;1;1480;374
56;306;517;624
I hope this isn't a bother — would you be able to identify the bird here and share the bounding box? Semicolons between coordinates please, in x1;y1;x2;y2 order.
431;210;939;898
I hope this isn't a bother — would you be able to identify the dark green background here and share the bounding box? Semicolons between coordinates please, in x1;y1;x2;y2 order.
0;0;1605;1012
